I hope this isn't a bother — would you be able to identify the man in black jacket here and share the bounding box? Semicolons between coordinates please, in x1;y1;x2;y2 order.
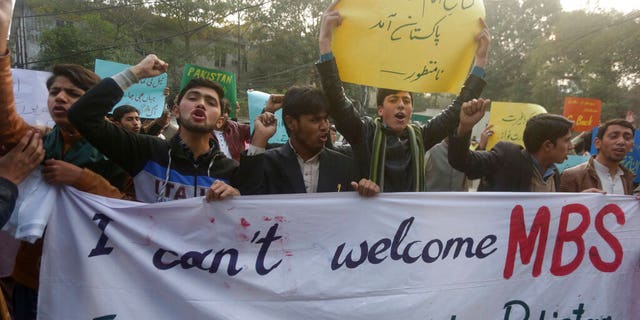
448;110;574;192
316;1;491;192
237;86;379;196
68;55;239;203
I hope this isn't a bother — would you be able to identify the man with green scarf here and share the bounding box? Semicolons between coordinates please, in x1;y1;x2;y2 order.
316;1;491;192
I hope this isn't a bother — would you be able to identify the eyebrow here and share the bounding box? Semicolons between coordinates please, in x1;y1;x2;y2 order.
187;90;218;101
49;86;82;93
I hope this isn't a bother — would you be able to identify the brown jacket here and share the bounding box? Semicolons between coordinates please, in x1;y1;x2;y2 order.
0;53;31;153
211;120;250;161
559;156;635;195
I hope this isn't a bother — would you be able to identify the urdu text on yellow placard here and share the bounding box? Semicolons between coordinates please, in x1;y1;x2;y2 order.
333;0;485;94
487;102;547;150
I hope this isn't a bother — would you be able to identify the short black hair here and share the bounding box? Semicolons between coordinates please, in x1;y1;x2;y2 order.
282;86;329;135
112;105;140;122
596;119;635;140
46;64;100;92
175;78;225;107
523;113;574;153
376;88;413;107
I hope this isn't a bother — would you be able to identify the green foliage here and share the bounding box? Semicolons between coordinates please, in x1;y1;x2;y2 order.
240;0;331;92
18;0;640;120
523;10;640;117
483;0;562;104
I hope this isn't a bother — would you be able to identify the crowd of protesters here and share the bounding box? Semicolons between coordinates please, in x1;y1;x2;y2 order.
1;0;638;319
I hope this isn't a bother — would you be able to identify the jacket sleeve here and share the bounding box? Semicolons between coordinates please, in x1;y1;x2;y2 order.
558;170;579;192
239;122;251;143
72;168;129;199
0;54;31;148
316;59;365;146
68;78;162;175
421;75;486;151
0;177;18;228
233;152;266;195
448;132;500;180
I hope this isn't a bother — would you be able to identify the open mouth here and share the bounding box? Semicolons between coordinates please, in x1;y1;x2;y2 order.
191;109;206;121
319;133;328;143
394;112;406;121
51;106;68;117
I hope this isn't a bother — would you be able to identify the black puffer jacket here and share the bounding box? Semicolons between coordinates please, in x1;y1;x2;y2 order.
68;78;238;203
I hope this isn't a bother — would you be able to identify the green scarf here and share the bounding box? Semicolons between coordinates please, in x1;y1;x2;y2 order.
369;118;425;192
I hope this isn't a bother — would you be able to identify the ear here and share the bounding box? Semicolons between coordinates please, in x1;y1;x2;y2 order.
284;115;297;133
215;115;226;129
541;139;554;152
593;137;602;151
377;105;384;117
172;104;180;119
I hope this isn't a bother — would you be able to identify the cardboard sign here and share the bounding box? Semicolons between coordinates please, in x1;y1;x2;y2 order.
181;64;237;118
247;90;288;144
333;0;485;93
563;97;601;132
486;102;547;150
11;68;53;127
95;59;167;118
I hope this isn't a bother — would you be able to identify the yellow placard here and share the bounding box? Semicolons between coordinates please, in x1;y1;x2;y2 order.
486;102;547;150
333;0;485;94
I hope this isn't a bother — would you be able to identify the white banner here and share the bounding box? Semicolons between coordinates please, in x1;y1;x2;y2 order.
40;188;640;319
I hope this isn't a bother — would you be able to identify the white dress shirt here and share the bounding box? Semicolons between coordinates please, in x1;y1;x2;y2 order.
593;159;625;194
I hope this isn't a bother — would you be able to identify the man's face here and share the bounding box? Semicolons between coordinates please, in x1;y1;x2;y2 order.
287;112;330;155
377;92;412;134
47;76;85;128
174;87;221;134
550;131;574;163
595;124;634;163
118;111;142;133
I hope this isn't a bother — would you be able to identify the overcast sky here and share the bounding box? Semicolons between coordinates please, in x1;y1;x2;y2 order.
561;0;640;13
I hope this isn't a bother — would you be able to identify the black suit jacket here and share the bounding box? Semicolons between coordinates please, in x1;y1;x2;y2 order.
448;134;560;192
236;143;357;195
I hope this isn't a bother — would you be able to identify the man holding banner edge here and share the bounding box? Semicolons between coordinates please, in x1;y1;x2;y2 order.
317;0;491;192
